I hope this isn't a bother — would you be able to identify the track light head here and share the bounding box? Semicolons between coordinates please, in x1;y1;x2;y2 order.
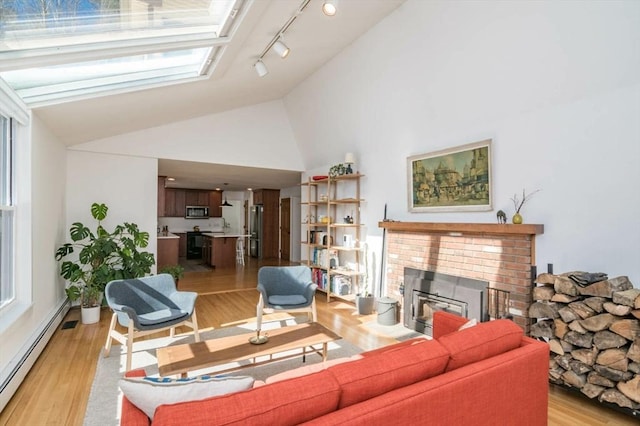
254;60;268;77
272;40;290;59
322;0;338;16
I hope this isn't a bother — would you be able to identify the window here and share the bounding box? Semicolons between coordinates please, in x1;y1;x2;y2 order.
0;0;245;106
0;115;15;308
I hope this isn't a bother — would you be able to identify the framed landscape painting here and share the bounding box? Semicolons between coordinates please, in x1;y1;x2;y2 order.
408;139;492;212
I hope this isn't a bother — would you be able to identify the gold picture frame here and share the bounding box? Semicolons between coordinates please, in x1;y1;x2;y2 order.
408;139;492;212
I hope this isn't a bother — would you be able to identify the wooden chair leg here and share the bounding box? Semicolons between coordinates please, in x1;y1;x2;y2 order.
126;320;134;372
191;309;201;342
103;313;118;357
311;298;318;322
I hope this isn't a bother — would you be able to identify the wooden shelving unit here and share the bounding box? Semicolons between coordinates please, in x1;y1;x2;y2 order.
301;173;364;302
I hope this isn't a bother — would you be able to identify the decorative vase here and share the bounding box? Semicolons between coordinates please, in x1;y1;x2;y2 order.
512;213;523;224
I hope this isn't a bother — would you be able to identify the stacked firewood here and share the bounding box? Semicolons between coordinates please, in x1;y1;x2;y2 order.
529;272;640;411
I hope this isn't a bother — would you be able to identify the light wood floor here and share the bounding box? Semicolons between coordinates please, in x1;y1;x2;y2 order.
0;257;636;425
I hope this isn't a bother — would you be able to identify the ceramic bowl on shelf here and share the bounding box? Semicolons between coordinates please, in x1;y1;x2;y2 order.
312;175;328;181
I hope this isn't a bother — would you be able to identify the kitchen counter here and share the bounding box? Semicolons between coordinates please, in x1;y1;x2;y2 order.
157;235;179;270
201;233;248;268
157;232;180;239
169;229;221;234
202;232;249;238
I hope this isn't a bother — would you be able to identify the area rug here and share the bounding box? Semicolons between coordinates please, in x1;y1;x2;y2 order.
84;317;361;426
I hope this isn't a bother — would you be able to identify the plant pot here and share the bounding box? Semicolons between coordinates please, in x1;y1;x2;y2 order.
81;305;101;324
356;295;375;315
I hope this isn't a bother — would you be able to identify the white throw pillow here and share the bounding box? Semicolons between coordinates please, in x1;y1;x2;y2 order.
119;375;254;419
458;318;478;331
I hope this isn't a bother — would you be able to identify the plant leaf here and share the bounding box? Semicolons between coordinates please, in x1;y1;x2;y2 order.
91;203;108;221
65;285;82;301
70;223;91;242
55;244;74;260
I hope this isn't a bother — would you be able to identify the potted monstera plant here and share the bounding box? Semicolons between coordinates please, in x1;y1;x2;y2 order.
55;203;155;324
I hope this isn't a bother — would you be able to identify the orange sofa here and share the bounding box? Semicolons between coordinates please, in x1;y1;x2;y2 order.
121;311;549;425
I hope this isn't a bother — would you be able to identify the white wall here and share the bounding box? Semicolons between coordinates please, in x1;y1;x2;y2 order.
71;100;305;172
0;114;67;408
285;0;640;284
66;151;158;272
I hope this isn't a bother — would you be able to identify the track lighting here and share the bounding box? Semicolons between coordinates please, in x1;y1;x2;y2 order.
254;60;268;77
272;39;290;59
253;0;335;77
322;0;338;16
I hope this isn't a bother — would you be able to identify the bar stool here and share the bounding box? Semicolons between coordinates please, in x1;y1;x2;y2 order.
236;237;245;265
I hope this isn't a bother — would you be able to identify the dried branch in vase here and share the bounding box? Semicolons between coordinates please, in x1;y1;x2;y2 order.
511;189;541;213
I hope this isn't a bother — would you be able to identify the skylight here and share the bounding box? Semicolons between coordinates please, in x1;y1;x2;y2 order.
0;0;245;106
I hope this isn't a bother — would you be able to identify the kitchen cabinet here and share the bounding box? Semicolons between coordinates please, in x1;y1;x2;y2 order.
213;237;237;268
202;235;239;268
163;188;186;217
175;233;187;257
157;183;213;218
209;191;222;217
198;191;209;206
157;237;179;271
185;190;209;206
253;190;263;205
164;189;176;217
185;190;198;206
202;236;213;266
158;177;166;217
175;189;186;217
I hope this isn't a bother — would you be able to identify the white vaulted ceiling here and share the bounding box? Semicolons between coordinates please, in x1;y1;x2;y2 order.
27;0;406;147
2;0;405;190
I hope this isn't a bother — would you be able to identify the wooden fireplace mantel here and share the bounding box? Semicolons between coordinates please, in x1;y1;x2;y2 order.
378;221;544;236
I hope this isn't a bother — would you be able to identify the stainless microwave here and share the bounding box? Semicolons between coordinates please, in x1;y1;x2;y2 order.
185;206;209;218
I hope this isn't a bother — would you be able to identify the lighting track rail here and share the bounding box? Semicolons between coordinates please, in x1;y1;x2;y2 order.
253;0;337;77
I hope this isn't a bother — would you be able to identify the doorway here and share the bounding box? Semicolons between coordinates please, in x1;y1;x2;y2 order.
280;198;290;261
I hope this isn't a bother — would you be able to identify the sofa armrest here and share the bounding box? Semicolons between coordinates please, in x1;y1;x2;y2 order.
121;369;151;426
432;311;468;339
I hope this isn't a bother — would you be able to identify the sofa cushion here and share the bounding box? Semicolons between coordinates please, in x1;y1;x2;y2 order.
432;311;469;339
458;318;477;330
265;356;356;384
326;339;450;409
437;318;523;371
358;337;429;358
119;375;254;420
152;370;341;426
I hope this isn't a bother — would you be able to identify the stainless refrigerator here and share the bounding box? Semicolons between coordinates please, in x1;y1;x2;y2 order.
250;205;263;258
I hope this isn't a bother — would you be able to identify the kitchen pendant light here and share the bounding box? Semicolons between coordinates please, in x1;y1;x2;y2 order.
222;183;232;206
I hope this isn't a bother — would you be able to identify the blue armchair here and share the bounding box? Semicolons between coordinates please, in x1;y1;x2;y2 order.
103;274;200;371
257;266;317;326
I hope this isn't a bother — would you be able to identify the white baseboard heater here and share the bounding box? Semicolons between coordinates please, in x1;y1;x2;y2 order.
0;299;70;412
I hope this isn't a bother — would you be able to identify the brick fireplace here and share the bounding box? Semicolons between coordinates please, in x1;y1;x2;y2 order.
379;222;544;333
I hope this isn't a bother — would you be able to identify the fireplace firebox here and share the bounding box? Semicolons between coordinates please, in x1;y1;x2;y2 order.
404;267;489;336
